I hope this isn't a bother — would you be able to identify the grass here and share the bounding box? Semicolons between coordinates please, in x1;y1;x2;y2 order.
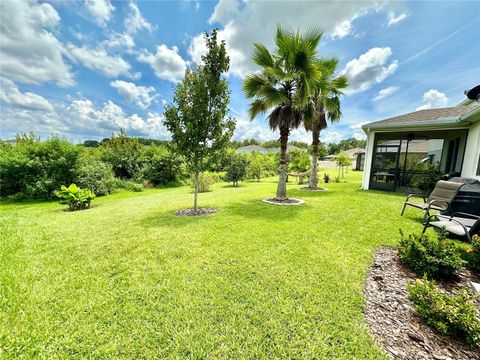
1;170;425;359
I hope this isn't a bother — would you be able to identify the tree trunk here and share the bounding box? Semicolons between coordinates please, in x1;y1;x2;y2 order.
193;171;199;214
309;121;320;189
276;128;289;199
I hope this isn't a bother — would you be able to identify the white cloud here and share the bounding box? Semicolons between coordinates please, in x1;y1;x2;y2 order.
102;33;135;51
341;47;399;93
0;78;54;112
189;0;392;77
137;45;187;82
66;45;138;79
373;86;399;101
331;20;352;39
387;12;408;26
321;130;342;144
416;89;449;110
0;0;73;86
84;0;115;26
110;80;156;109
124;1;155;34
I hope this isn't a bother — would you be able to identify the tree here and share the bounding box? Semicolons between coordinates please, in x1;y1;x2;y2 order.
243;26;322;199
246;151;264;182
225;153;249;187
336;152;352;178
304;58;348;189
164;29;235;213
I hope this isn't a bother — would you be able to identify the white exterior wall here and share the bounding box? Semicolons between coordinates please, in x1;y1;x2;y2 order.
361;131;376;189
461;120;480;179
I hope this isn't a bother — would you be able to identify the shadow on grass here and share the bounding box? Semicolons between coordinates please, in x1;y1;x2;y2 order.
222;198;311;221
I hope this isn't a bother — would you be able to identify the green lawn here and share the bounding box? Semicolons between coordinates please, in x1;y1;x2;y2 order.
1;170;424;359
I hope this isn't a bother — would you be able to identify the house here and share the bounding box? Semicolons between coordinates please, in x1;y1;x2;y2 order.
235;144;268;154
360;99;480;192
265;145;307;154
320;148;366;170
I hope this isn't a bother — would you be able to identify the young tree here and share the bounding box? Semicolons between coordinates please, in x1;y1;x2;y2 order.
243;26;322;200
336;152;351;178
304;58;348;189
225;153;249;187
164;30;235;213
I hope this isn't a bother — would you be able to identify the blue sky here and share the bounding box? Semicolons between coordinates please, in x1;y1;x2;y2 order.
1;0;479;143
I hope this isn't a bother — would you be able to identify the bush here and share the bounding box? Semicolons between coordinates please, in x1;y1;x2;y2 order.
407;278;480;347
323;173;331;184
464;234;480;271
398;231;465;278
74;155;115;196
112;179;144;192
0;136;82;199
191;172;214;193
246;152;264;182
140;145;185;185
100;129;145;179
288;150;310;173
225;154;249;187
54;184;96;211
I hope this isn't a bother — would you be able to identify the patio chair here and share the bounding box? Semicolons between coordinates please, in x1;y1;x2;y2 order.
422;212;480;242
400;180;464;223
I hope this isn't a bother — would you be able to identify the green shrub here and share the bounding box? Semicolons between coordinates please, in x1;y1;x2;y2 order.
398;232;465;278
225;154;249;187
54;184;96;211
204;171;225;183
464;234;480;271
112;179;144;192
288;149;310;173
407;278;480;347
192;172;214;193
140;145;185;185
0;136;82;199
74;155;115;196
100;129;145;179
246;152;264;181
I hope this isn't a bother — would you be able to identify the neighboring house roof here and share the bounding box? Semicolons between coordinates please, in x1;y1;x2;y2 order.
235;144;267;153
362;103;480;131
265;145;307;153
343;147;365;157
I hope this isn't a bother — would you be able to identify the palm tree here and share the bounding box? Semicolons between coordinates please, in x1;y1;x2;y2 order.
304;58;348;189
243;26;322;199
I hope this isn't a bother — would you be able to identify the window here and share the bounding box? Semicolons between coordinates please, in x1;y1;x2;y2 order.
477;154;480;176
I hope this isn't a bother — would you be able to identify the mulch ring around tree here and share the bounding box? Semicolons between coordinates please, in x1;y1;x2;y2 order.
262;198;304;206
298;187;328;191
175;208;217;216
364;247;480;360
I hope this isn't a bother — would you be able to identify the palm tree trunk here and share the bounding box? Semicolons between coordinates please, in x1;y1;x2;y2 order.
309;121;320;189
276;128;289;199
193;171;199;213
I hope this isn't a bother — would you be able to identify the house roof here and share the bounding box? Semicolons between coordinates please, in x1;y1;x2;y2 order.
363;103;480;131
343;147;365;157
235;144;266;153
265;145;307;153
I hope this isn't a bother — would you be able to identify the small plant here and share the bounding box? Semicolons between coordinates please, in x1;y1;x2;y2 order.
333;176;340;183
398;231;464;278
323;173;330;184
54;184;96;211
407;278;480;347
465;234;480;271
192;172;214;193
113;179;144;192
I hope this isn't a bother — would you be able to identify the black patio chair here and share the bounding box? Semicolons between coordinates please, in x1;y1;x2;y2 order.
422;212;480;242
400;180;464;223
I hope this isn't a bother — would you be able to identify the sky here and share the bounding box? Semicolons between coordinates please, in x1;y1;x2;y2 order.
0;0;479;144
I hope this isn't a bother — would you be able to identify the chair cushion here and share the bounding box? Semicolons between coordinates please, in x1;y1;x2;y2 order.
405;202;446;211
428;220;470;236
428;180;463;204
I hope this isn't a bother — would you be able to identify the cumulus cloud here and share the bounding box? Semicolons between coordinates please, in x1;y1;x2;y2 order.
416;89;449;110
341;47;399;93
137;45;187;82
387;12;408;26
0;0;73;86
66;45;138;79
124;1;155;34
189;0;391;77
102;33;135;51
373;86;399;101
0;78;54;112
84;0;115;26
110;80;156;109
331;20;352;39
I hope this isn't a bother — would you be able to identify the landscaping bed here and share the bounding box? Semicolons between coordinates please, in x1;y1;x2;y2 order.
364;247;480;359
175;208;217;216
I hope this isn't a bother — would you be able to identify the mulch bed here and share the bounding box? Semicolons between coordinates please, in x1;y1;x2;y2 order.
175;208;217;216
364;247;480;360
262;198;304;205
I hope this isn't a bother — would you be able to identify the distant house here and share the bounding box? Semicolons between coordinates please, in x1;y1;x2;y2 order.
361;99;480;192
235;144;268;154
320;147;366;170
265;145;307;154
